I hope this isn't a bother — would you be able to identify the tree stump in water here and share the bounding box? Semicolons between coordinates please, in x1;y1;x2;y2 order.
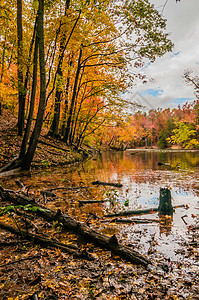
158;188;173;215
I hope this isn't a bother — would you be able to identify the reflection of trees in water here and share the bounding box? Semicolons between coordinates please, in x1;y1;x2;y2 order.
159;215;173;236
22;150;199;210
76;151;199;175
183;152;199;167
165;151;199;169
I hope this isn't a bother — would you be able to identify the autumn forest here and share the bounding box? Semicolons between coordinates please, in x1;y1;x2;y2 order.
0;0;199;299
0;0;183;169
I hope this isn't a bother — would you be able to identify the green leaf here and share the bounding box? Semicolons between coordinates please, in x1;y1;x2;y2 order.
124;199;129;207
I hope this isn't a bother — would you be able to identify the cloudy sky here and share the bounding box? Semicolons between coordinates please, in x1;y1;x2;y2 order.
126;0;199;110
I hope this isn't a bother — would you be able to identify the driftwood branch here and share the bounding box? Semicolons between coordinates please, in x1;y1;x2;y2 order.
104;208;159;218
108;218;159;224
92;181;123;188
0;186;151;267
79;199;108;205
104;204;182;218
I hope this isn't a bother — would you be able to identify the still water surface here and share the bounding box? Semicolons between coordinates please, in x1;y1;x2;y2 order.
81;150;199;261
2;150;199;260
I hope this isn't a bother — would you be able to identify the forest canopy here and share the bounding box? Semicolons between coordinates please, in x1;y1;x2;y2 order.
0;0;178;170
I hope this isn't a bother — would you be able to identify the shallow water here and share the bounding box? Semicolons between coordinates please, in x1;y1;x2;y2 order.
1;149;199;261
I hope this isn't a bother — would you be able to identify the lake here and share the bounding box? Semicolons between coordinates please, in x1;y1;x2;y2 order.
1;149;199;261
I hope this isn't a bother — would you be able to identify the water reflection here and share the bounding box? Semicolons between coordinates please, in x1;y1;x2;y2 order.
1;150;199;259
80;150;199;257
159;215;173;236
87;149;199;172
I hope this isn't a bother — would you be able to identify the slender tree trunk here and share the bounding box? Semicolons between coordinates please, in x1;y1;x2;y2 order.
61;73;70;135
48;0;71;137
63;47;82;144
48;68;62;137
0;33;6;115
22;17;38;118
20;0;46;170
61;55;73;136
71;84;87;143
17;0;25;136
19;32;39;159
69;66;85;144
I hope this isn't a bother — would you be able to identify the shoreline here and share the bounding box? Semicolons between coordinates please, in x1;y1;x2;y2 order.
125;148;199;152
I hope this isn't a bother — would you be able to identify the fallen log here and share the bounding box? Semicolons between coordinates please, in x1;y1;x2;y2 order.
104;208;159;218
0;187;150;267
108;218;159;224
104;205;181;218
92;181;123;188
0;221;94;260
79;199;108;205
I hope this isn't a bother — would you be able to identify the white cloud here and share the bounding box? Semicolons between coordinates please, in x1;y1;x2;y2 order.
127;0;199;109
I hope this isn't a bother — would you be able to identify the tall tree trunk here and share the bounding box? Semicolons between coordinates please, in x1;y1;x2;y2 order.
70;82;87;143
20;0;46;170
63;46;82;144
22;17;38;118
48;0;70;137
48;68;62;137
19;32;39;159
61;54;73;136
69;66;85;144
0;32;6;115
17;0;25;136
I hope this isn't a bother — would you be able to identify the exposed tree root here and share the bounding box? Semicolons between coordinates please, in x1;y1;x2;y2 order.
0;167;23;178
0;156;20;173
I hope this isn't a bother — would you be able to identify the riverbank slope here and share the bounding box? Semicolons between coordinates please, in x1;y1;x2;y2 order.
0;109;85;170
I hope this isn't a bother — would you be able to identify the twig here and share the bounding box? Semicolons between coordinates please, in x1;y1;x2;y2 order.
0;240;29;247
0;254;41;268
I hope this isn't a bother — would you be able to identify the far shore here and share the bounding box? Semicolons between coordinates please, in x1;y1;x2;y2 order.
125;148;199;152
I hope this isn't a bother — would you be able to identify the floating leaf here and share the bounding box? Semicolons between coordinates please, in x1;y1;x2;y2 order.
124;199;129;206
